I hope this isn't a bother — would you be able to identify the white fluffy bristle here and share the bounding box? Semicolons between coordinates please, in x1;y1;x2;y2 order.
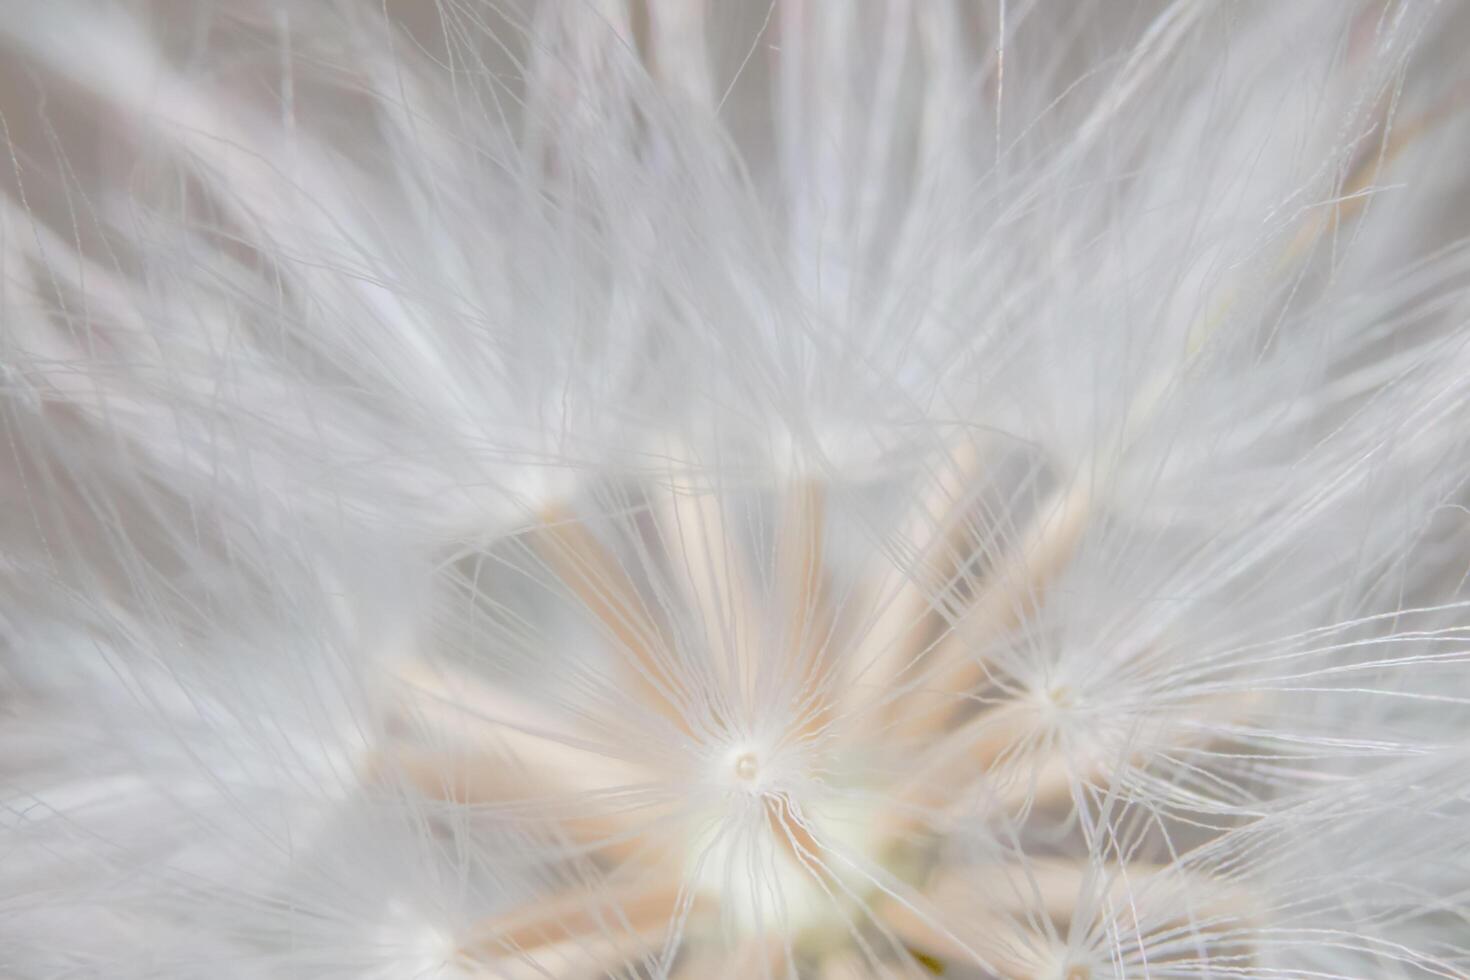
4;2;1470;978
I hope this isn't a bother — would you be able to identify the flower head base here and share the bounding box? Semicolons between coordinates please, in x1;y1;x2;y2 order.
376;441;1253;978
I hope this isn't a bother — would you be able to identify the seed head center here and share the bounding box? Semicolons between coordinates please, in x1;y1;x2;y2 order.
733;751;760;782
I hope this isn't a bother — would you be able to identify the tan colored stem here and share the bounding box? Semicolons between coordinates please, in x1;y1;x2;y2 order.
882;859;1254;976
458;879;687;977
658;465;762;704
534;504;688;729
882;685;1264;842
672;937;789;979
383;661;661;858
874;700;1064;841
1286;94;1464;266
818;952;874;980
892;485;1090;740
841;441;982;722
919;859;1129;925
767;793;826;873
778;481;838;739
385;744;662;862
876;894;1044;978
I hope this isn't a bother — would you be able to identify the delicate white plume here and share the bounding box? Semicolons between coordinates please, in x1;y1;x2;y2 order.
3;2;1470;978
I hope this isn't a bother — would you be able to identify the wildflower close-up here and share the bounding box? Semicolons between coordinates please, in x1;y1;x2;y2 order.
4;2;1470;978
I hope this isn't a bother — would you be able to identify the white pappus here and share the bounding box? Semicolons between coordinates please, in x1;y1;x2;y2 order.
3;2;1470;979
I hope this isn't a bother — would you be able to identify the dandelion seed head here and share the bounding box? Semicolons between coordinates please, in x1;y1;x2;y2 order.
5;0;1470;978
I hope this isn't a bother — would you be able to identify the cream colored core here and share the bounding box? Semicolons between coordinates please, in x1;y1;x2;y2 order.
733;752;760;782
